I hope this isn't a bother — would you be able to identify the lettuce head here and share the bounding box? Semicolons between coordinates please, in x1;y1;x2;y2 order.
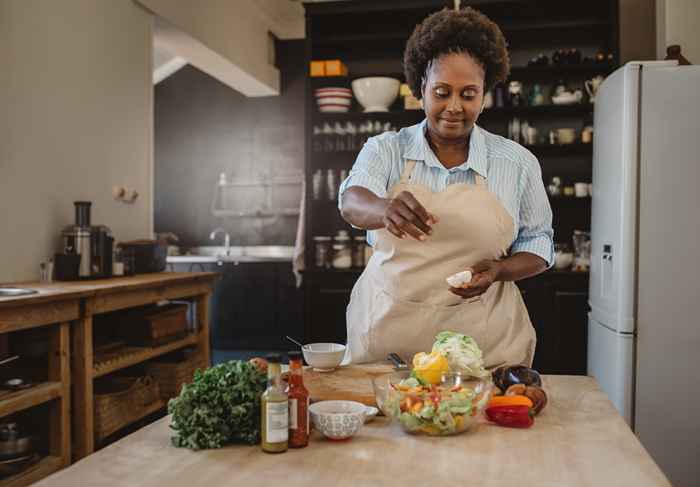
431;331;489;378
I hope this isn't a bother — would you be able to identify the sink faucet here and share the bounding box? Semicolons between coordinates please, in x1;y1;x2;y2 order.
209;227;231;256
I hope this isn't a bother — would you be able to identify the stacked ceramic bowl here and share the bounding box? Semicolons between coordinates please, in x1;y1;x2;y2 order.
314;87;353;113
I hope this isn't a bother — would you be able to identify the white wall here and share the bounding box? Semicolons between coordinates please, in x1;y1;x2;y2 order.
620;0;657;63
656;0;700;62
137;0;303;96
0;0;153;283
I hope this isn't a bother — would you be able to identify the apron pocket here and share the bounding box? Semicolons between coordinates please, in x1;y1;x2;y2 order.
368;289;434;361
432;297;489;352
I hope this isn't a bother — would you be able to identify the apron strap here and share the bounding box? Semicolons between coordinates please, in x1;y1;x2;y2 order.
399;159;418;183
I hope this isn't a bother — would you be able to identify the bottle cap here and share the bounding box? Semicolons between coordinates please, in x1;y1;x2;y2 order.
288;351;302;360
266;353;281;363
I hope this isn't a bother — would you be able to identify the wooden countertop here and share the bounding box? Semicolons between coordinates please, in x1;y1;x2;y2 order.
35;375;670;487
0;272;219;309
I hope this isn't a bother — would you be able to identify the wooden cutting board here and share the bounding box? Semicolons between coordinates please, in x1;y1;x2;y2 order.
303;362;396;406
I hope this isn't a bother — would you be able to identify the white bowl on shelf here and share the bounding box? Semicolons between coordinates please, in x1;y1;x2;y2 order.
302;342;346;371
351;77;400;112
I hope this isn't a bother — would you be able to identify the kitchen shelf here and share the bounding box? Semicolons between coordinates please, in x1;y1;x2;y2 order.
549;196;591;204
527;143;592;156
95;399;166;445
312;104;592;124
1;455;63;487
510;64;615;80
93;333;199;378
0;382;62;418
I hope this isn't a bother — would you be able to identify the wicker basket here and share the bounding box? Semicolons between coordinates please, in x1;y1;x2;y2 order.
94;376;162;441
147;350;208;401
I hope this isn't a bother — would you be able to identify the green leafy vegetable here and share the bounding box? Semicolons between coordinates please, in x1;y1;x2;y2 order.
432;331;489;379
168;360;267;450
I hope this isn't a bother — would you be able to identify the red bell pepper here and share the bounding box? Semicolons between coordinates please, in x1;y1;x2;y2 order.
485;405;534;428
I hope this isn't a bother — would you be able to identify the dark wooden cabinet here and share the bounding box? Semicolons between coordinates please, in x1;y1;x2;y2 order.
169;262;303;351
304;270;359;345
302;0;614;373
518;271;589;374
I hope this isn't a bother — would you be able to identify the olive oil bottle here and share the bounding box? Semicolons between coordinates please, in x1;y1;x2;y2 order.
261;353;288;453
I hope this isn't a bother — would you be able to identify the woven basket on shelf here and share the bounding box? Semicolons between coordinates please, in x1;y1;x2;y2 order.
146;351;209;401
94;375;162;441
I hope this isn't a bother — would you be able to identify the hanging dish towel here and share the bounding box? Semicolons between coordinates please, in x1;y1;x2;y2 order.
292;180;306;287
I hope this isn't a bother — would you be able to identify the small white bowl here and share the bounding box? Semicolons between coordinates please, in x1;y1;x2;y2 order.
302;343;346;371
309;400;366;440
351;77;400;112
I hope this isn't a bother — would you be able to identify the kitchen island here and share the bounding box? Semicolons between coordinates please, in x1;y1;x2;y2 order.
34;375;669;486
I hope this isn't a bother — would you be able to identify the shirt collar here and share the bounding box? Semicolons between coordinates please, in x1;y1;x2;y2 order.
403;119;488;178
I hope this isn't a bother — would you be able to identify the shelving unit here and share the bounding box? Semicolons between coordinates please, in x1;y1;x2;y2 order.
68;274;216;461
303;0;617;374
92;333;199;378
0;298;73;486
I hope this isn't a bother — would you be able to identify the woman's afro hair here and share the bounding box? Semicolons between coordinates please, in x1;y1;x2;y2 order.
403;7;510;99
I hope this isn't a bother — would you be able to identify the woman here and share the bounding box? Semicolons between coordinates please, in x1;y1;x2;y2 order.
339;7;554;367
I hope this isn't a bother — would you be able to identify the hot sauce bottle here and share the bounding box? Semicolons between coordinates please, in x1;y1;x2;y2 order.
287;351;309;448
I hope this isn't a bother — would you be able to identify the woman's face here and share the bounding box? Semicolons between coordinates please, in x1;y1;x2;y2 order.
422;52;485;141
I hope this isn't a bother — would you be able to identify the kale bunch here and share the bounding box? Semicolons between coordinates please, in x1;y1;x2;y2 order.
168;360;267;449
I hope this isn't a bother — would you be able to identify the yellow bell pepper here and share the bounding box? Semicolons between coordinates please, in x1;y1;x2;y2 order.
412;351;450;385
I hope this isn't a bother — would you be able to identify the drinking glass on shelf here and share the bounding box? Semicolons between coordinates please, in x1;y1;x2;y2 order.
326;169;338;201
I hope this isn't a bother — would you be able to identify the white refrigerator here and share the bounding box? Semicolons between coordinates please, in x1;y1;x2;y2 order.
588;60;700;487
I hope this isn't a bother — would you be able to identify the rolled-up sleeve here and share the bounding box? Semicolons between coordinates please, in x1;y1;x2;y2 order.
510;157;555;268
338;137;392;211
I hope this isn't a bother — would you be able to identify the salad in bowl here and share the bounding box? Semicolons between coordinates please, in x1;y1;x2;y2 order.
374;331;494;436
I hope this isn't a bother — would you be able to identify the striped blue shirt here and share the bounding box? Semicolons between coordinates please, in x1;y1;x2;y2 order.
338;119;554;267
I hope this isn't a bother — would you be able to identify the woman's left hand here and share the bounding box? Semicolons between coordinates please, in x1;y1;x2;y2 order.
449;260;502;299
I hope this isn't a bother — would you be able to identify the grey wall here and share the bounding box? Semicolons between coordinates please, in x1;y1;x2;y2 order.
154;40;305;248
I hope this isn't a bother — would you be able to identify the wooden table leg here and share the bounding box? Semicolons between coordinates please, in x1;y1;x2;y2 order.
196;293;211;367
71;299;94;461
49;322;71;467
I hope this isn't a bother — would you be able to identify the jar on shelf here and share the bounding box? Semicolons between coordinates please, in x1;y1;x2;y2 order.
313;236;332;269
352;236;366;268
332;230;352;269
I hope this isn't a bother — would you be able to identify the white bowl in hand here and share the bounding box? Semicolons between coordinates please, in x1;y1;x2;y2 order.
302;343;346;371
351;77;400;112
309;400;366;440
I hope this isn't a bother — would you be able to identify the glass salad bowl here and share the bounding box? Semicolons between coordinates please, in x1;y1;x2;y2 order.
372;371;494;436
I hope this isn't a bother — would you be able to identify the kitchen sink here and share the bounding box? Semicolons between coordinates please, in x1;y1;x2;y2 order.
167;246;295;263
0;287;38;297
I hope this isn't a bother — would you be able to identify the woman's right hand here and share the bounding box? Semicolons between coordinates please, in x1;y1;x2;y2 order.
382;191;438;240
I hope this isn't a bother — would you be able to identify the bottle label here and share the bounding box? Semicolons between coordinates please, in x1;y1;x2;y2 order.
289;399;298;430
266;401;288;443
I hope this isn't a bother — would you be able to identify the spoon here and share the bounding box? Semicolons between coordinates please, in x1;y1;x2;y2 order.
285;336;307;350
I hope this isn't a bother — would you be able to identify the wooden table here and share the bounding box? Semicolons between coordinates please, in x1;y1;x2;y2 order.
34;375;670;487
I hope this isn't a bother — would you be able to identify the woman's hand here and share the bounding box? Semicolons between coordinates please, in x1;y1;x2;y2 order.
382;191;438;240
449;260;503;299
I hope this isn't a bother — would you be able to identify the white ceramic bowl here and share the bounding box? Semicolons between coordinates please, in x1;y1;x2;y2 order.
309;400;366;440
351;77;400;112
302;343;346;371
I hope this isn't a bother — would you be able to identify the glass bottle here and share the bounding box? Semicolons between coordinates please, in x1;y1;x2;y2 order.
352;236;366;268
313;236;332;269
261;353;288;453
332;230;352;269
287;351;309;448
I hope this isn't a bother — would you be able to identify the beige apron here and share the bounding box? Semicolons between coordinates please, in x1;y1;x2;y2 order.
346;159;536;368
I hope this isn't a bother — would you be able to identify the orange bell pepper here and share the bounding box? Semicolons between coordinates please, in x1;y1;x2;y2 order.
487;394;533;409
